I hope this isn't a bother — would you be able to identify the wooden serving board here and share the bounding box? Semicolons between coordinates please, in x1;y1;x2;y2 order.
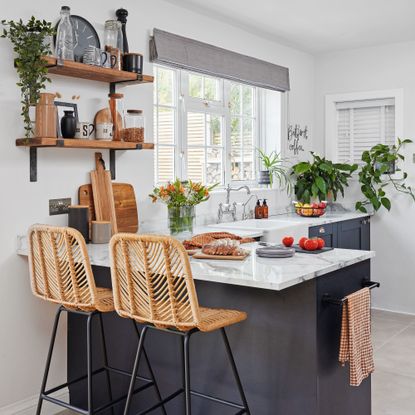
90;153;118;234
79;183;138;234
192;252;249;261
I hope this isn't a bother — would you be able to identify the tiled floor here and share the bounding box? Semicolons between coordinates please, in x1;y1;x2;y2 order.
56;309;415;415
372;309;415;415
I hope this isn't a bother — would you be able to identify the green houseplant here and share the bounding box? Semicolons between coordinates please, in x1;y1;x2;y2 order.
356;138;415;213
1;17;55;139
257;148;292;192
291;152;358;203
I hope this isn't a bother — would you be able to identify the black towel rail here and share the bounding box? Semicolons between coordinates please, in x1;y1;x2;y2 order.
322;281;380;305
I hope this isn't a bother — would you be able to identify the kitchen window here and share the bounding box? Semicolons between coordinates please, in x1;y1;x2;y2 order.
153;65;282;186
325;90;403;165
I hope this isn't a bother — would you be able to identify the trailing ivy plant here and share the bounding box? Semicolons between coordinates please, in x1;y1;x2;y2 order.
355;138;415;213
291;152;358;203
1;17;55;139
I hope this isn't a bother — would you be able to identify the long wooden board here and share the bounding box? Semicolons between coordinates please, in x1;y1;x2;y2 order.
192;252;249;261
90;153;118;234
79;183;138;234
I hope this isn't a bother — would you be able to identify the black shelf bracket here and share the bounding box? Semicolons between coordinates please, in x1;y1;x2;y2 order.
110;149;116;180
30;147;37;182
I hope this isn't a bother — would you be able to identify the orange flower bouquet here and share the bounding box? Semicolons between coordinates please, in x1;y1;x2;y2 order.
149;179;217;234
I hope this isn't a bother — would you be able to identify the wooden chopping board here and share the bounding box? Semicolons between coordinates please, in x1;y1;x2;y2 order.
192;252;249;261
90;152;118;234
79;182;138;234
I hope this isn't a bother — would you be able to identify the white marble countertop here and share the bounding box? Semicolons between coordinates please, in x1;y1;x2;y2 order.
16;235;375;291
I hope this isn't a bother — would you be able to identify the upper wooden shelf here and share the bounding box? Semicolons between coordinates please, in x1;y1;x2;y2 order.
16;137;154;150
42;56;154;85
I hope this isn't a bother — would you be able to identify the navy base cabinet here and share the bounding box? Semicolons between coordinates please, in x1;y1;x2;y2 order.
309;217;370;250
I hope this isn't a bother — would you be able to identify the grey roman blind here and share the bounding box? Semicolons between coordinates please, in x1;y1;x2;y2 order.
150;28;290;92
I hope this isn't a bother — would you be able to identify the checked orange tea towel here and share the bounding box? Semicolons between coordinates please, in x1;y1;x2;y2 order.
339;287;374;386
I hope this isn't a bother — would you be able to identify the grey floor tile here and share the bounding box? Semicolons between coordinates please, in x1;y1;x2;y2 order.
372;317;411;351
374;325;415;378
372;368;415;415
372;308;415;325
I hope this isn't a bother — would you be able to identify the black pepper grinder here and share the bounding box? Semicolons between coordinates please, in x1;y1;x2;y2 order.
116;8;129;53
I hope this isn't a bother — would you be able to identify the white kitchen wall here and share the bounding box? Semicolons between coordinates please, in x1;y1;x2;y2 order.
0;0;315;409
314;40;415;314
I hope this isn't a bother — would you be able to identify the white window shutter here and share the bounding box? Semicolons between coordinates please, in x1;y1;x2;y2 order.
335;99;395;164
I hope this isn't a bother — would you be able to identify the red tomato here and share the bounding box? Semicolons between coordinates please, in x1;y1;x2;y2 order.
282;236;294;247
299;237;308;249
316;238;325;250
304;239;319;251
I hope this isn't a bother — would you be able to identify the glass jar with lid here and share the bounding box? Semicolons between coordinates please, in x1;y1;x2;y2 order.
123;110;145;143
104;20;120;49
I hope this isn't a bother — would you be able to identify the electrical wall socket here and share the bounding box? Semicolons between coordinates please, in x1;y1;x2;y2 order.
49;198;72;216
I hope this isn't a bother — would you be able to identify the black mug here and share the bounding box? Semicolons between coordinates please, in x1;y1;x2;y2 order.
123;53;143;74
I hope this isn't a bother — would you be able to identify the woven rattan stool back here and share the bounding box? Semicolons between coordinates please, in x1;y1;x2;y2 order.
28;225;99;311
110;234;201;330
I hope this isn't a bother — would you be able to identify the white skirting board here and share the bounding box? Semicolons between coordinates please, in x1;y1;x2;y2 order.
0;389;69;415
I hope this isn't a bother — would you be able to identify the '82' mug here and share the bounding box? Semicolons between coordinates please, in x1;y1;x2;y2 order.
75;122;95;139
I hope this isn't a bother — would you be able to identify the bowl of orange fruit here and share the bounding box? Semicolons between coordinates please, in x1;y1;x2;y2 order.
293;201;327;217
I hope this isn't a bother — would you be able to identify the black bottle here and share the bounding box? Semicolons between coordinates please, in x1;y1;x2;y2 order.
60;110;76;138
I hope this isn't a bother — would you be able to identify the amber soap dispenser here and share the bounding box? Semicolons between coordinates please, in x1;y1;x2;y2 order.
255;199;263;219
262;199;269;219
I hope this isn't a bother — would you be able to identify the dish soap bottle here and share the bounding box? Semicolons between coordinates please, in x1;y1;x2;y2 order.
255;199;263;219
262;199;269;219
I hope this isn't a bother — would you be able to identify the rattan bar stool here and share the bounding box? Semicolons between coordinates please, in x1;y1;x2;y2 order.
28;225;166;415
110;233;251;415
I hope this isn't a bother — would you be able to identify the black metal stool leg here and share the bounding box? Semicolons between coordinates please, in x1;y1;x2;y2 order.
183;333;191;415
220;328;251;415
87;312;95;415
98;313;115;415
124;326;149;415
36;306;63;415
132;321;167;415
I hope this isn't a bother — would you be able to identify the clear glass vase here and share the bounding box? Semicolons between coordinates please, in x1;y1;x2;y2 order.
168;206;195;236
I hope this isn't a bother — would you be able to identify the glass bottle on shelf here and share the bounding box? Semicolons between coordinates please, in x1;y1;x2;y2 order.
104;20;118;49
55;6;74;61
104;20;122;70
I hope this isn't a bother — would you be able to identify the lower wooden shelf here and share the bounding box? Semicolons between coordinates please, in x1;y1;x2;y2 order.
16;138;154;182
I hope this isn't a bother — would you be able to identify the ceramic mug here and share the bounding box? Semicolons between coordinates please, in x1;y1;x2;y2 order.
75;122;95;139
95;122;113;140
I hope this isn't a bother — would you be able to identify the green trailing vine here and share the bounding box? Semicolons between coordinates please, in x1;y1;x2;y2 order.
356;138;415;213
291;152;357;203
1;17;55;139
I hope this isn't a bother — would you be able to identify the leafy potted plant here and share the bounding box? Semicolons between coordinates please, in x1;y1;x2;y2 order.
291;152;358;203
1;17;55;139
356;138;415;212
257;148;292;192
149;179;218;234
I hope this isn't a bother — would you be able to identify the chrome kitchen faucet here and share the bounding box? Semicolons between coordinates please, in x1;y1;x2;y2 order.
217;184;251;223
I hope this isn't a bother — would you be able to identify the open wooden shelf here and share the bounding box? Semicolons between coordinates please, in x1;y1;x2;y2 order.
42;56;154;85
16;137;154;150
16;56;154;182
